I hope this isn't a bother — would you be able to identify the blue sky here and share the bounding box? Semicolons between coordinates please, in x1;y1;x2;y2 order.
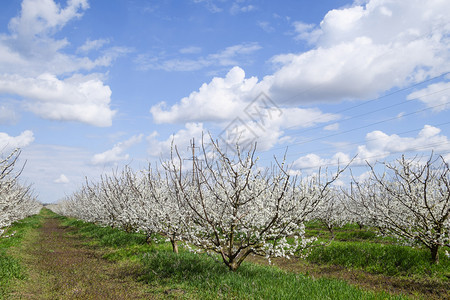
0;0;449;203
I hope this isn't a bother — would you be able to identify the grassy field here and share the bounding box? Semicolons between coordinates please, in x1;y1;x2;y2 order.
0;214;43;297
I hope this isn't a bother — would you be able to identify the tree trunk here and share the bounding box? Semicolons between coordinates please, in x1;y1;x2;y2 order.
357;222;363;230
146;233;152;245
228;260;239;271
170;238;179;254
430;244;439;264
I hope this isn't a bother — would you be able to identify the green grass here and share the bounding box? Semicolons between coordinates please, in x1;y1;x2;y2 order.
61;215;407;299
303;221;450;280
139;249;406;299
62;218;147;247
0;212;43;298
307;241;450;279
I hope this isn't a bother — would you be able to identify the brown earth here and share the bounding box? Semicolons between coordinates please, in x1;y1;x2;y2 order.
248;255;450;300
7;215;155;299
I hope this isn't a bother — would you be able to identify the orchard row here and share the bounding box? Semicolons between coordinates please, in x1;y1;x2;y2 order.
52;138;449;269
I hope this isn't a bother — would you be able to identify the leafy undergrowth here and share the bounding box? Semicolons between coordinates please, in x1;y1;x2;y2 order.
61;217;406;299
0;213;43;297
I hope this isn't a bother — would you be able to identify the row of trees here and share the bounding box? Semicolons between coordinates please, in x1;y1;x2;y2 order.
0;149;42;237
54;137;450;268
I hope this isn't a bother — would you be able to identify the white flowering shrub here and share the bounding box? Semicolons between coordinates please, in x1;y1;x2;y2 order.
347;155;450;263
0;149;41;237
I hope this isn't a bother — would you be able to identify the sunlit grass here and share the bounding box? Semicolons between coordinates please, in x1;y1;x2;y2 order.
0;212;43;297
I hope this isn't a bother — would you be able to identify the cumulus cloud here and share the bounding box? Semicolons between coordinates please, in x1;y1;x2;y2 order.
149;0;450;154
355;125;450;164
147;123;205;158
0;130;34;152
1;73;116;127
151;67;258;123
156;0;450;124
0;0;125;126
8;0;89;38
54;174;69;184
291;125;450;171
151;67;340;150
92;134;143;165
266;0;450;104
406;81;450;111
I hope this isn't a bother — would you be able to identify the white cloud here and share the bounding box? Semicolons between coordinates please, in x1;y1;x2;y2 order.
151;67;258;123
77;38;110;53
268;0;450;104
1;73;116;127
150;66;340;150
293;152;350;170
147;123;205;158
161;0;450;118
355;125;450;164
0;0;124;126
230;3;256;15
136;43;261;72
257;21;274;33
54;174;69;184
407;81;450;111
0;130;34;152
92;134;144;165
8;0;89;38
193;0;222;13
149;0;450;154
179;46;202;54
324;123;339;131
291;125;450;171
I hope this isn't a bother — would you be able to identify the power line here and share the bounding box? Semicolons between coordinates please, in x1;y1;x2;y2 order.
287;140;450;172
263;120;450;162
278;71;450;134
260;92;450;153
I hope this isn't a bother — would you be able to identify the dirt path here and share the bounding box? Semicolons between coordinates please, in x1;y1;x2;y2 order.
7;214;154;299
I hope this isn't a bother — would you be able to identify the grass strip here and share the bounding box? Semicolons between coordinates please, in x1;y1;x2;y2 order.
0;213;43;298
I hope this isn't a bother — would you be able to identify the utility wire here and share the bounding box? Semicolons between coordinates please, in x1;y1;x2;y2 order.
259;120;450;162
260;93;450;153
287;141;450;172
